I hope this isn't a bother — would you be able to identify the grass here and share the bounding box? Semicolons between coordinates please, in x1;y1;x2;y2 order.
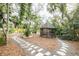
0;37;6;45
0;31;5;45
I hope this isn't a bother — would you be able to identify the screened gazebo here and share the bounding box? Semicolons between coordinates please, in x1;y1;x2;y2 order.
40;22;56;38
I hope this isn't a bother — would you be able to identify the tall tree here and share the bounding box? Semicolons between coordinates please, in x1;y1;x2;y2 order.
19;3;32;36
47;3;67;21
0;3;9;44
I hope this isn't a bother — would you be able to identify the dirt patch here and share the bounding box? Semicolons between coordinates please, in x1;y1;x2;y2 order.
0;36;29;56
22;34;60;52
64;40;79;55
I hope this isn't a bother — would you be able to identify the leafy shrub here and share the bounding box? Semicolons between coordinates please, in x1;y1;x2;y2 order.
9;28;15;33
55;28;78;40
0;37;6;45
0;32;6;45
24;28;31;37
17;29;25;33
60;34;74;40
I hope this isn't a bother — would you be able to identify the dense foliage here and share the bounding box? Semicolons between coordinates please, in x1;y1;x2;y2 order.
0;3;8;45
47;3;79;40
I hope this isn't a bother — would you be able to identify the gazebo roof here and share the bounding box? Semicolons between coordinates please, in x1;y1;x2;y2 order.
40;22;55;28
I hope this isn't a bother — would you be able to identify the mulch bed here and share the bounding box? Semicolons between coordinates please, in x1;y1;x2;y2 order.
0;36;29;56
22;34;60;52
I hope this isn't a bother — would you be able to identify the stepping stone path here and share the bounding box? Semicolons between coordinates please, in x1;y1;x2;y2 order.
11;35;78;56
53;38;78;56
52;39;69;56
12;36;52;56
